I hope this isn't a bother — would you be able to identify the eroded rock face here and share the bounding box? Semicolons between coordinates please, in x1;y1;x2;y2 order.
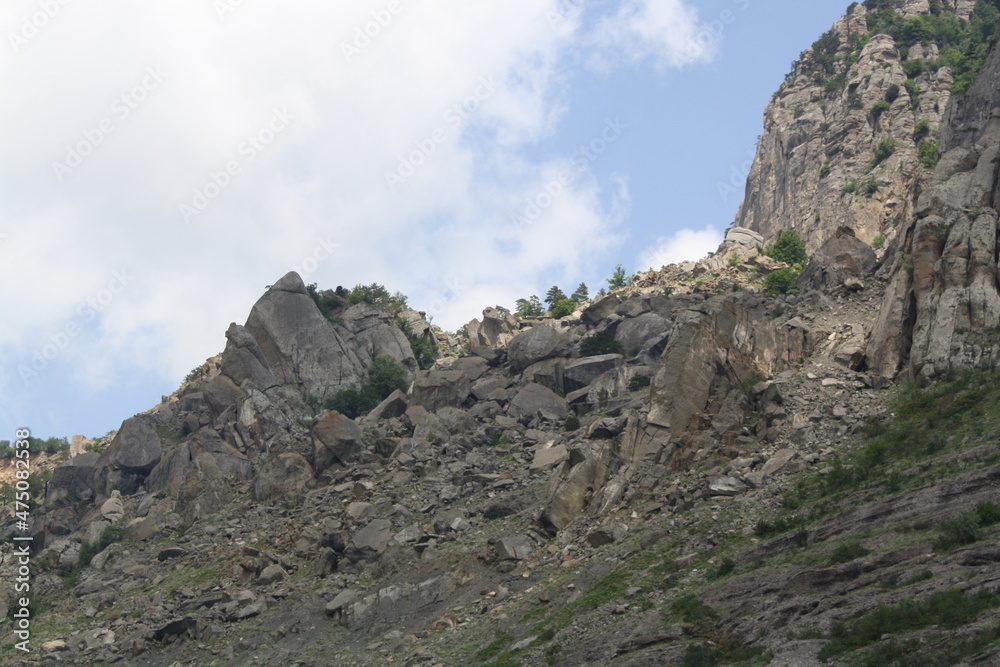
734;4;952;252
868;105;1000;379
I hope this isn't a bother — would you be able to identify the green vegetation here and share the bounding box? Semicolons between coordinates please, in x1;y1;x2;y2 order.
544;286;567;309
764;267;802;296
607;264;629;289
913;118;931;142
870;99;891;119
934;501;1000;551
563;416;580;432
78;524;125;569
827;542;870;565
628;374;651;392
919;139;940;169
884;83;900;103
872;137;898;167
905;79;922;109
395;316;438;371
571;283;589;303
0;436;70;458
872;235;886;249
514;296;544;318
819;588;1000;662
306;282;347;318
819;161;831;179
324;355;409;419
764;230;808;266
549;298;576;319
579;330;624;357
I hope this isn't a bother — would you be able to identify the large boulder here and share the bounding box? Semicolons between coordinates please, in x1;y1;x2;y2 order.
93;416;164;498
254;453;315;503
219;323;279;391
341;303;414;367
509;383;569;422
797;228;877;292
313;412;366;472
614;313;672;360
507;326;573;372
242;272;369;402
410;370;471;411
467;307;518;360
563;354;623;393
45;453;100;508
581;295;622;326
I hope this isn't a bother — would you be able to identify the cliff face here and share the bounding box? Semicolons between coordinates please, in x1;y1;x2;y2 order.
735;2;958;252
868;17;1000;378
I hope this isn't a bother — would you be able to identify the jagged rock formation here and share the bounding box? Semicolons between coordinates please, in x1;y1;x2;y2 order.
5;3;1000;666
868;16;1000;379
735;2;958;251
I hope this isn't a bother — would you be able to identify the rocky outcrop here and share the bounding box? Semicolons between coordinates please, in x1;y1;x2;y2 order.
734;3;953;252
507;326;573;372
242;272;372;401
93;416;164;498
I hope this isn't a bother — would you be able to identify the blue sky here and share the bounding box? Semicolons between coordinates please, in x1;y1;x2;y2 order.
1;0;849;441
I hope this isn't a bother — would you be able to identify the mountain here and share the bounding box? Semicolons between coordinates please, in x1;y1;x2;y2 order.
3;2;1000;665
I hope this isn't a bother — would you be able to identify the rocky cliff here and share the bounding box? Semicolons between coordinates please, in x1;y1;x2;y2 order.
4;2;1000;666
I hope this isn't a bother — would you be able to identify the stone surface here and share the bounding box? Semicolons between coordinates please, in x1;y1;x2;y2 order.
313;411;366;472
507;326;573;372
410;370;472;412
509;383;569;423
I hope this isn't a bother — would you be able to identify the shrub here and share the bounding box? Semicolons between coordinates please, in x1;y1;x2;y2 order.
564;416;581;432
919;140;940;169
579;330;624;357
902;58;926;78
861;175;879;197
628;374;651;392
325;355;409;419
872;235;886;249
828;542;870;565
764;267;801;295
348;282;393;306
727;253;741;268
872;137;898;166
870;100;891;118
885;83;900;102
550;298;576;319
395;317;438;371
819;162;831;179
913;118;931;142
906;79;922;109
764;230;808;266
79;524;124;569
842;179;859;194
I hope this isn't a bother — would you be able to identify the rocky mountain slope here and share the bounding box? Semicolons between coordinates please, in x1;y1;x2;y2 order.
3;1;1000;666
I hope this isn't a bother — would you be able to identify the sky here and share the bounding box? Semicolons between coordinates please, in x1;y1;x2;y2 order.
1;0;851;441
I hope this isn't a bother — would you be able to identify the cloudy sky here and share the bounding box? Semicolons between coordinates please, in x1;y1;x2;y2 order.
2;0;849;440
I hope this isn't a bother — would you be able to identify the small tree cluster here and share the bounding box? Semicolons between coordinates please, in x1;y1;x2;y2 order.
764;230;808;266
325;355;409;419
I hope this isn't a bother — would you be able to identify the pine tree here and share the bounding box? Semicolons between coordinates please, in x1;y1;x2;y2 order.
571;283;589;302
544;286;567;309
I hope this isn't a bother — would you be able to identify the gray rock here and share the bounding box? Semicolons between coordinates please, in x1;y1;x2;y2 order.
256;564;289;586
522;358;565;393
508;326;573;372
410;370;472;411
313;411;366;473
94;416;164;497
253;453;314;503
563;354;624;393
341;303;415;368
494;536;533;560
581;295;622;326
348;519;393;560
243;271;369;402
364;389;409;421
709;476;747;496
614;313;672;361
529;444;569;472
509;383;569;422
798;228;877;292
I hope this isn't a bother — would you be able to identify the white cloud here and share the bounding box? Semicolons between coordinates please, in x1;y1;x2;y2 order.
588;0;719;71
636;225;723;272
0;0;714;435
